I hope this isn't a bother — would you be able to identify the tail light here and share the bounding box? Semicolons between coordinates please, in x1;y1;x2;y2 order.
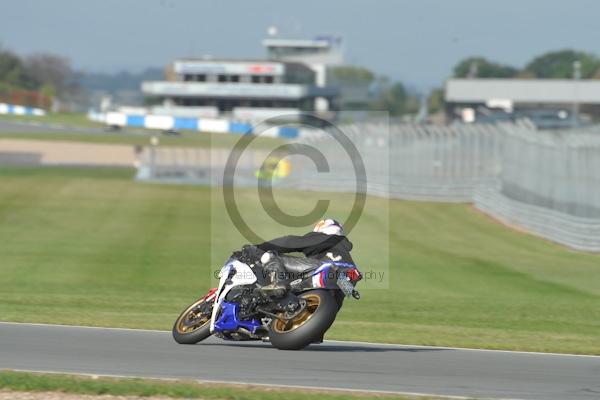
345;267;362;282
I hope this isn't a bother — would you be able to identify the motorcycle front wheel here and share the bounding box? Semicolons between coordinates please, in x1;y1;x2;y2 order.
269;289;338;350
172;297;213;344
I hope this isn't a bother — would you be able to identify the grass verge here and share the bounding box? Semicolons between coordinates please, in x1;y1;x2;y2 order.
0;130;283;149
0;112;101;128
0;371;429;400
0;166;599;354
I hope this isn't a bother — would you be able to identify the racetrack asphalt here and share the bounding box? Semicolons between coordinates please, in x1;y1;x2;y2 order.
1;323;599;399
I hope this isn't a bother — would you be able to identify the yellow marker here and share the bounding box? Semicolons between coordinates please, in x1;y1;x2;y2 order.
257;156;291;181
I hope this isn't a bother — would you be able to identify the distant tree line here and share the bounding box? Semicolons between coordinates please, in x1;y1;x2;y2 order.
79;68;163;93
453;49;600;79
0;44;79;108
329;66;420;116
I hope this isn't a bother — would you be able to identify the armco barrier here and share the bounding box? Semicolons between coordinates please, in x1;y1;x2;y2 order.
88;111;300;139
0;103;46;116
474;186;600;252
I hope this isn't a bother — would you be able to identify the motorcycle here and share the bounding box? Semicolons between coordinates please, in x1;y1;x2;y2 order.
172;254;362;350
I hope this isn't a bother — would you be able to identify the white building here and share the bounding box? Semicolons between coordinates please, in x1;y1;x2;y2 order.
445;78;600;123
142;34;344;122
264;35;344;112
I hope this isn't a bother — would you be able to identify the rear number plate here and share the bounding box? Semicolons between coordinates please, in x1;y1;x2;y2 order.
337;275;354;297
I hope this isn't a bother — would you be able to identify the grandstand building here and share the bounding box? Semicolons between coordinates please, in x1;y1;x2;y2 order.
445;78;600;125
142;33;344;122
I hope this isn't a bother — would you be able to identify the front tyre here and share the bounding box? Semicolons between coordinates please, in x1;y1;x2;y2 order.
269;290;338;350
172;298;213;344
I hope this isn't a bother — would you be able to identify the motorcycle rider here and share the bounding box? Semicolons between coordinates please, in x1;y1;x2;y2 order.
236;218;355;297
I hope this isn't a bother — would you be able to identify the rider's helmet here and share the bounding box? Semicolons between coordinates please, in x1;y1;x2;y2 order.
313;218;344;236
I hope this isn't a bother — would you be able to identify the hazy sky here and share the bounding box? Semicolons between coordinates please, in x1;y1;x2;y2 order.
2;0;600;90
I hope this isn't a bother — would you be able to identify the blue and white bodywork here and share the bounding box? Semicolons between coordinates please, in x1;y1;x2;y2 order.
210;260;261;334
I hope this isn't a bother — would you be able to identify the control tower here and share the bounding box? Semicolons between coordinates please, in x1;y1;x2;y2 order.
263;28;344;112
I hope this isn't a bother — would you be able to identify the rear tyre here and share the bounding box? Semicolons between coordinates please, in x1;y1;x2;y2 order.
172;298;213;344
269;290;338;350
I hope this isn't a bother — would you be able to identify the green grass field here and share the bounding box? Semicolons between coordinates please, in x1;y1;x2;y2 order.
0;112;101;127
0;166;599;354
0;371;424;400
0;130;283;149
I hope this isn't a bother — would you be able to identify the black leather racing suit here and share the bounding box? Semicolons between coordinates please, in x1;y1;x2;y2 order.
256;231;355;264
255;232;355;310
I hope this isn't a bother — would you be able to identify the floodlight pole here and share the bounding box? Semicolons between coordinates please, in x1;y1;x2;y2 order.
150;135;159;178
572;60;581;128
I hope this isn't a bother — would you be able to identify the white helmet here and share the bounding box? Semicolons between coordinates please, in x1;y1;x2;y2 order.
313;218;344;236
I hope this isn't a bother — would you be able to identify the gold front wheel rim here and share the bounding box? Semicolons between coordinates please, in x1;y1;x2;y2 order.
176;299;211;334
273;293;321;333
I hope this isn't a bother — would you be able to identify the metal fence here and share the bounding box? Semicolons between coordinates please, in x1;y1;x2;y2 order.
136;121;600;252
475;126;600;252
500;128;600;218
288;121;503;201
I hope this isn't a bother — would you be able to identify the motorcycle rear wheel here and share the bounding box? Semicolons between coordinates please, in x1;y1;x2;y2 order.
269;289;338;350
172;298;212;344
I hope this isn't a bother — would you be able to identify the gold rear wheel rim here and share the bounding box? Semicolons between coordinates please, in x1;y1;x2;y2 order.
176;299;211;334
273;293;321;333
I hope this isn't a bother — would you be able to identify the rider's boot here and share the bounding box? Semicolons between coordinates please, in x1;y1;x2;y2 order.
259;252;287;298
260;281;287;297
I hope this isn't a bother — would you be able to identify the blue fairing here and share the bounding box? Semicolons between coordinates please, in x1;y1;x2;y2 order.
213;301;262;334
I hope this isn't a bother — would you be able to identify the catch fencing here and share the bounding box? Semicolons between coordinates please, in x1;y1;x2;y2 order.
286;122;503;201
136;121;600;252
474;126;600;251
